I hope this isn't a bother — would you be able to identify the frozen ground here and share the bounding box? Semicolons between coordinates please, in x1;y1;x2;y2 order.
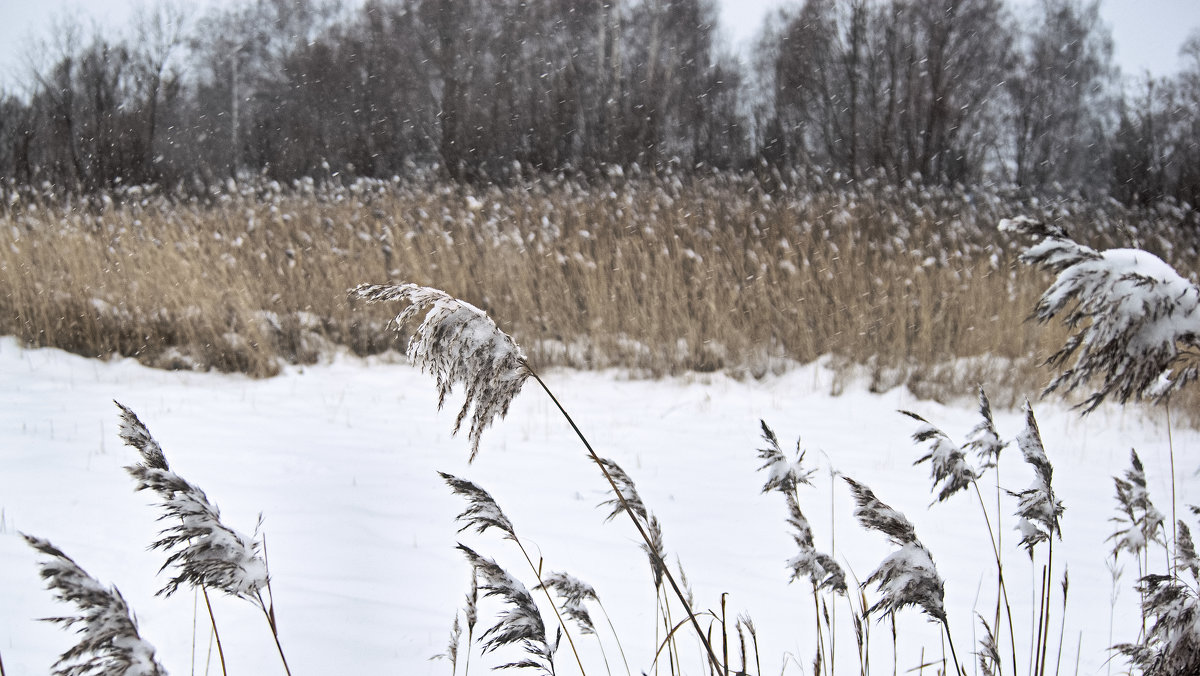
0;336;1193;675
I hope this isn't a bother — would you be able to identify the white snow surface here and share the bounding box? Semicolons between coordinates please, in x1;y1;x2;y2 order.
1;337;1197;675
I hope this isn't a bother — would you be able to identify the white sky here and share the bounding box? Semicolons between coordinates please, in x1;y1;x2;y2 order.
0;0;1198;91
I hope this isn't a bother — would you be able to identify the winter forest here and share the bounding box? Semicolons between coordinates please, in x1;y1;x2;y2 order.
0;0;1198;204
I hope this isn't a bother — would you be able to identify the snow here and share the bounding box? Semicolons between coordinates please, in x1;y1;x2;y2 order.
1;337;1197;675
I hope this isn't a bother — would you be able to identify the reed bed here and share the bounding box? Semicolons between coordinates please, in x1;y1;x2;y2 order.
2;174;1197;405
14;202;1200;675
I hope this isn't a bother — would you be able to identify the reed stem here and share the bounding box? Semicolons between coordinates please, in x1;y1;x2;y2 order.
528;368;725;673
201;588;228;676
255;589;292;676
513;542;588;676
971;480;1018;676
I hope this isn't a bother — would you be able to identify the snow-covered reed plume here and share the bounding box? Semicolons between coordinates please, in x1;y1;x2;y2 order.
440;471;518;541
977;615;1002;676
784;492;847;594
1010;402;1064;554
458;544;556;675
1110;450;1166;559
1179;521;1200;579
1115;572;1200;675
756;420;816;495
844;478;947;624
23;534;168;676
1001;216;1200;411
537;572;599;636
595;455;667;588
964;387;1005;469
116;401;268;600
597;456;650;524
755;421;844;593
901;410;978;503
351;283;530;460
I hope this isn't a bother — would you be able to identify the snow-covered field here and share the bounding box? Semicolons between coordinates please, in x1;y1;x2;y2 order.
0;337;1192;675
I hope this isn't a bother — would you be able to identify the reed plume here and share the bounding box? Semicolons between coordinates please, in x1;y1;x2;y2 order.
458;544;556;675
756;420;817;495
1178;521;1200;579
1010;402;1064;554
24;534;168;676
964;387;1006;469
902;410;979;503
537;572;599;636
1000;215;1200;411
844;478;947;625
1110;450;1166;559
351;283;530;460
357;281;723;671
117;401;268;600
440;471;518;541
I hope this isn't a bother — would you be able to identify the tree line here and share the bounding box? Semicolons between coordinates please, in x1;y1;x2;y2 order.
0;0;1197;205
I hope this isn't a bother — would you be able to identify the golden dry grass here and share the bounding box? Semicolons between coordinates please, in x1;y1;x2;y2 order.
1;174;1195;406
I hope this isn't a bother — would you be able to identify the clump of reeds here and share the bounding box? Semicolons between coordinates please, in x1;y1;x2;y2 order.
117;401;269;600
116;401;288;674
355;281;723;672
458;544;557;675
23;534;168;676
20;175;1194;400
439;471;589;673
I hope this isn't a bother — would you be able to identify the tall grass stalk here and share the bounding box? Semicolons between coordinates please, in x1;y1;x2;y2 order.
903;401;1017;676
439;472;588;675
355;282;724;673
116;401;290;675
528;369;724;672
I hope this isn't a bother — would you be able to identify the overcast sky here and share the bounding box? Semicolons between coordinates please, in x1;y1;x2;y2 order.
1;0;1198;91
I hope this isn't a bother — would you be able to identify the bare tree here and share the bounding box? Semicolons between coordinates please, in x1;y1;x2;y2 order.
1007;0;1115;191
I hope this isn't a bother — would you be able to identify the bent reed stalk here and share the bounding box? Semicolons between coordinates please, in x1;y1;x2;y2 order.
353;282;725;673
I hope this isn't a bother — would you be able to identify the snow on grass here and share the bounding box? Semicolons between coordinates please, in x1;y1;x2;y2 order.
0;336;1196;674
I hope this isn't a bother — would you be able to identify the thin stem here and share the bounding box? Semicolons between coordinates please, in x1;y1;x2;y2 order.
259;536;292;676
464;617;474;676
1039;542;1054;676
890;612;897;676
941;620;964;676
592;631;613;676
201;588;228;676
1167;401;1178;576
1054;570;1067;676
513;541;588;676
971;480;1018;676
529;369;725;673
254;590;292;676
1031;565;1046;676
191;588;198;676
812;585;826;676
721;593;730;676
596;599;633;676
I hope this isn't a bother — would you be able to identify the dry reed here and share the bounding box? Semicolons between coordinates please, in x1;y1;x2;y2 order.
9;175;1195;404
